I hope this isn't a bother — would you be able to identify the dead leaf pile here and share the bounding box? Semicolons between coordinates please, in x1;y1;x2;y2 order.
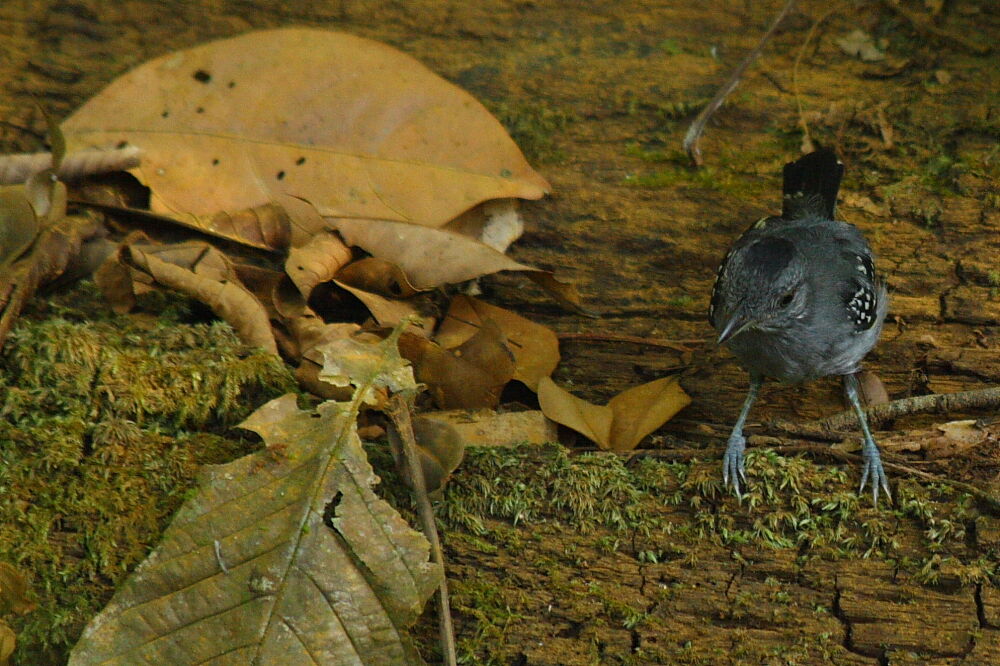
0;28;694;664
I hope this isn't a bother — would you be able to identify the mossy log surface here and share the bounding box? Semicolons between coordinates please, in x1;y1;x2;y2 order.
2;0;999;664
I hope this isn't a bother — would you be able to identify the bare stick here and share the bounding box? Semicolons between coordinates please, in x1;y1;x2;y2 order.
556;332;702;351
0;146;142;185
881;0;989;55
386;393;457;666
809;386;1000;432
792;3;845;152
683;0;797;166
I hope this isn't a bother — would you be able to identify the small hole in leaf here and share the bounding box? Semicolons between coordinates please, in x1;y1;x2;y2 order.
276;170;285;180
212;158;220;166
389;281;402;296
196;107;205;114
161;110;169;118
323;491;343;527
193;69;212;83
295;157;306;166
228;81;236;88
116;140;128;149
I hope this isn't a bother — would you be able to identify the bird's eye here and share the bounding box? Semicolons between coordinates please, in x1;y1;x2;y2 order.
779;291;796;307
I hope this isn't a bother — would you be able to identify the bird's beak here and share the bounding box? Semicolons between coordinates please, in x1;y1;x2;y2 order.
717;313;756;345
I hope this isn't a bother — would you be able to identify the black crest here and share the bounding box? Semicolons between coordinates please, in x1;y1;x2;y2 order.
744;237;796;280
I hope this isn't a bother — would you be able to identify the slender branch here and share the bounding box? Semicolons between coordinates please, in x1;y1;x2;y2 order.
881;0;989;55
683;0;796;166
557;332;702;352
809;386;1000;431
792;3;845;152
0;146;142;185
386;393;457;666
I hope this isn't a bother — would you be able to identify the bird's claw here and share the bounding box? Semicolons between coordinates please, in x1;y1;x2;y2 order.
858;448;891;505
722;433;747;497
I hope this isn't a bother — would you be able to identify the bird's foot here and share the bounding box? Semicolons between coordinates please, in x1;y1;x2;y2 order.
858;444;891;505
722;433;747;497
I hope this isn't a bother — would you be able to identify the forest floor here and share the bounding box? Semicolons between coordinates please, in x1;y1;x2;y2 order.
1;0;1000;663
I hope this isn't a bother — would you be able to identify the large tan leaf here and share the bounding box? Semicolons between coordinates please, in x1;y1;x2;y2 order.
538;376;691;453
61;28;549;249
69;332;441;665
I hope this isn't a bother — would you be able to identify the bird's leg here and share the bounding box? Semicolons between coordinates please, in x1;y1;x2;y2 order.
843;372;891;504
723;374;761;498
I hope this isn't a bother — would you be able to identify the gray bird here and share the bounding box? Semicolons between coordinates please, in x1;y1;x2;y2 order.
709;149;890;502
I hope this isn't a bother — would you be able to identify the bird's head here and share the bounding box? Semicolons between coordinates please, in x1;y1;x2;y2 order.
710;236;809;344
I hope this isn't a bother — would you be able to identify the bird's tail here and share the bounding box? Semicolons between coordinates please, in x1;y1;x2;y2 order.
781;148;844;220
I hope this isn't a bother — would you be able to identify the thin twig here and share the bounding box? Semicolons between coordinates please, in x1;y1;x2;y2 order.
683;0;797;166
792;3;846;152
881;0;990;55
809;386;1000;431
556;332;703;352
0;146;142;185
386;393;457;666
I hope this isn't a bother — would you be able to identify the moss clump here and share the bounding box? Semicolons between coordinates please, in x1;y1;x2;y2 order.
437;444;650;535
0;281;295;662
492;100;575;164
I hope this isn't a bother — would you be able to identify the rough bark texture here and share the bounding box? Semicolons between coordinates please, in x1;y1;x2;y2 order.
2;0;999;664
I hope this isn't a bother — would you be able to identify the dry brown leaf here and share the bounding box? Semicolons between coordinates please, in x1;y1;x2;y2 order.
398;320;515;409
436;294;559;390
334;280;429;333
0;214;103;348
538;375;690;453
337;257;420;299
388;416;466;495
62;28;548;250
122;243;277;354
0;190;39;267
332;217;583;310
284;230;353;299
925;420;986;460
0;622;14;666
0;562;35;616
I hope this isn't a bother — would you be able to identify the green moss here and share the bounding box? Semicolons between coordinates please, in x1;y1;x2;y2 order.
0;281;295;662
491;100;575;164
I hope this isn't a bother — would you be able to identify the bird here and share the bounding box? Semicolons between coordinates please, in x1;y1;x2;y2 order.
708;148;890;503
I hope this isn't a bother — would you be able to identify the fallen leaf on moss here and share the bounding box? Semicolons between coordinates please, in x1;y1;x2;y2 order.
0;623;14;666
0;562;35;616
436;294;559;390
69;332;439;665
118;240;278;354
538;375;690;452
62;28;548;250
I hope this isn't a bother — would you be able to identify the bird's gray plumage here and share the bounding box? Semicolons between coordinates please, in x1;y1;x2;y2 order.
709;149;890;502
